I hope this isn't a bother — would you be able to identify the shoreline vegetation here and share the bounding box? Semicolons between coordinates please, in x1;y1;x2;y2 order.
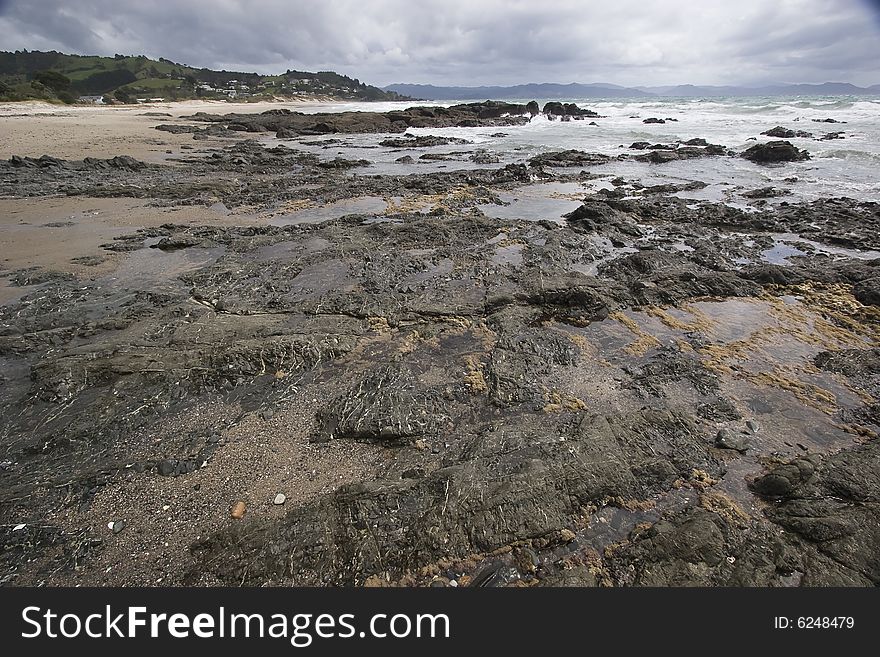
0;50;410;105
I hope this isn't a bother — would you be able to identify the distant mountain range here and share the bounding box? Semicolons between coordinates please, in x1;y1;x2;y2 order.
382;82;652;100
385;81;880;100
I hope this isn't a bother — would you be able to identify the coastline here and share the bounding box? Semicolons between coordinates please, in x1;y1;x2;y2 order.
0;98;878;587
0;97;363;161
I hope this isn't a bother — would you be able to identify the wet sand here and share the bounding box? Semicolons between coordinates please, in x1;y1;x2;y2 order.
0;99;333;162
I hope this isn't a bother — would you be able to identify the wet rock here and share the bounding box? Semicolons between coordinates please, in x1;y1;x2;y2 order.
631;142;729;164
154;124;202;134
742;140;811;164
715;428;748;452
317;157;370;169
470;149;500;164
189;409;720;585
8;268;75;286
643;117;665;124
187;100;533;138
379;135;471;148
394;155;414;164
151;235;204;251
743;186;790;199
761;126;813;139
542;102;599;118
10;155;37;168
757;444;880;585
852;277;880;306
697;398;742;422
812;118;844;123
820;131;845;140
316;365;448;442
814;348;880;377
86;155;147;170
10;154;66;168
605;508;799;586
750;455;819;499
528;150;611;168
538;565;598;587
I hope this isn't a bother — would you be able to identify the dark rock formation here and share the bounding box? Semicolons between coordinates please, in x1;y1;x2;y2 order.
528;150;611;168
761;126;813;139
742;141;811;164
542;102;599;118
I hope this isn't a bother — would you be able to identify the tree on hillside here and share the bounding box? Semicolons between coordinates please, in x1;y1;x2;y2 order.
33;70;70;93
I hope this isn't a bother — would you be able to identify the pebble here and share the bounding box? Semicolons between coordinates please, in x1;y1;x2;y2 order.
273;493;286;505
111;520;126;534
231;501;247;519
746;420;759;433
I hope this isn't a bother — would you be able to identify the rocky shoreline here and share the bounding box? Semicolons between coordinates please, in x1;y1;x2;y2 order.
1;102;878;587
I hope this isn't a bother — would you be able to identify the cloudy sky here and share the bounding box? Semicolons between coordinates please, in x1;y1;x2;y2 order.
1;0;879;87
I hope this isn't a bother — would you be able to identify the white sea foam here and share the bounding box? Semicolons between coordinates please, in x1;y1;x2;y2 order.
273;95;880;204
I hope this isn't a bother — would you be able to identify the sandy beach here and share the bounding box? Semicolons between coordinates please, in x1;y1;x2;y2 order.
0;99;335;162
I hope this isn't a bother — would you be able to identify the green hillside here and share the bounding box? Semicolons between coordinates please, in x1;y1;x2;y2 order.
0;50;409;104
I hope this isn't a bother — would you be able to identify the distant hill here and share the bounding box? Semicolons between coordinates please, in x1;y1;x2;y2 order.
635;82;880;97
384;82;652;100
0;50;409;104
386;81;880;100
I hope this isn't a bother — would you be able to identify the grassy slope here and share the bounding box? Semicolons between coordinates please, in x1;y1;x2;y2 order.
0;51;406;103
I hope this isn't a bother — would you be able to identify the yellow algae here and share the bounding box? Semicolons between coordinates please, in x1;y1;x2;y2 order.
366;316;391;333
748;369;839;413
645;304;713;332
463;354;488;393
542;388;588;413
610;310;662;356
700;491;751;527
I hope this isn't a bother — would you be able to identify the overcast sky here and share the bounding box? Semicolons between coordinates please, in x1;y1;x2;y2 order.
1;0;879;87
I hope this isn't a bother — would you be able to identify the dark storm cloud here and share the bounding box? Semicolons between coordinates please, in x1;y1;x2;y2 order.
1;0;878;86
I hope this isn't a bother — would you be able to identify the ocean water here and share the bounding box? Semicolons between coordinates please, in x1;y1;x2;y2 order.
277;96;880;206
